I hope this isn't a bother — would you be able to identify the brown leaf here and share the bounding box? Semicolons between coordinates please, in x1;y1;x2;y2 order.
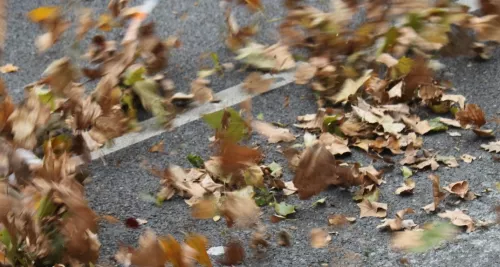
243;72;274;94
159;235;190;267
277;231;291;247
359;165;384;185
76;8;94;40
221;240;245;266
357;199;387;218
191;78;214;103
443;181;469;199
293;144;362;199
395;178;415;195
220;190;260;228
401;115;431;135
102;214;120;224
318;133;350;155
295;63;317;85
377;208;416;231
438;209;475;232
423;174;446;213
455;104;486;128
328;214;356;227
481;140;500;153
219;141;262;179
310;228;331;248
252;120;295;143
294;108;326;130
149;140;165;153
460;154;476;163
192;197;218;219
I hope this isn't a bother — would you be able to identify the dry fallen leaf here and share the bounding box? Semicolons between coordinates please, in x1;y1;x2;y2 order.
221;240;245;266
149;140;165;153
455;104;486;128
377;208;416;231
443;181;469;199
481;140;500;153
395;178;415;195
243;72;274;94
330;70;372;104
328;214;356;227
438;209;475;232
310;228;331;248
422;174;446;213
0;63;19;73
251;120;295;143
357;199;388;218
460;154;476;163
191;78;214;103
220;190;260;228
295;63;317;85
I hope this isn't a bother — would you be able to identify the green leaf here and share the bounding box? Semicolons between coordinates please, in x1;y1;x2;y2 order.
254;188;274;207
256;113;264;120
380;27;399;53
391;57;414;79
37;195;57;219
124;65;146;86
364;187;380;202
406;13;424;32
429;118;448;132
36;87;57;111
210;52;222;70
274;201;296;217
202;108;249;142
429;102;451;114
132;79;173;126
139;192;158;203
268;162;282;177
401;166;413;179
495;182;500;191
311;197;327;207
187;154;204;168
323;115;339;133
410;222;457;253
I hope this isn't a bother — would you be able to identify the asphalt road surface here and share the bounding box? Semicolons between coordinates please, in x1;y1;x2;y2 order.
2;0;499;266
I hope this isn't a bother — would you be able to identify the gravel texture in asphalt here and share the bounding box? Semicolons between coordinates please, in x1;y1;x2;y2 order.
2;0;499;266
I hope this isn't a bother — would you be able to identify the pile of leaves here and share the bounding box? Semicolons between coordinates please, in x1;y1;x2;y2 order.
1;0;500;266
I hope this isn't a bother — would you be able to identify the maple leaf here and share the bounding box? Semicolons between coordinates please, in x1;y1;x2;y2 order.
455;104;486;128
401;115;431;135
310;228;331;248
329;70;372;104
438;209;476;232
328;214;356;228
357;199;387;218
236;42;295;71
243;72;274;94
481;140;500;153
115;230;168;267
377;208;416;231
251;120;295;143
294;108;326;130
318;132;350;155
443;181;470;199
293;144;362;199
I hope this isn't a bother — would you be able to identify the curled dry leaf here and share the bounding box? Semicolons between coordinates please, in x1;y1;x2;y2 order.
243;72;274;94
391;222;457;252
455;104;486;128
377;208;416;231
395;178;415;195
294;108;326;130
438;209;475;232
357;199;387;218
277;231;291;247
191;78;214;103
251;120;295;143
401;115;431;135
443;181;469;199
310;228;331;248
422;174;446;213
460;154;476;163
329;70;372;104
318;133;350;156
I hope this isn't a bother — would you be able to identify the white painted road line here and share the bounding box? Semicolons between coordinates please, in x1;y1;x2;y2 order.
90;70;296;160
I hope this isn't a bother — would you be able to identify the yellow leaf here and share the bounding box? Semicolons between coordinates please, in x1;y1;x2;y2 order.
185;234;212;267
97;14;113;31
159;235;185;267
28;6;59;23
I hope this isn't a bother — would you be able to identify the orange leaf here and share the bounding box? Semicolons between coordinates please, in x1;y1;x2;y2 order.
185;234;212;267
160;235;186;267
28;6;59;22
